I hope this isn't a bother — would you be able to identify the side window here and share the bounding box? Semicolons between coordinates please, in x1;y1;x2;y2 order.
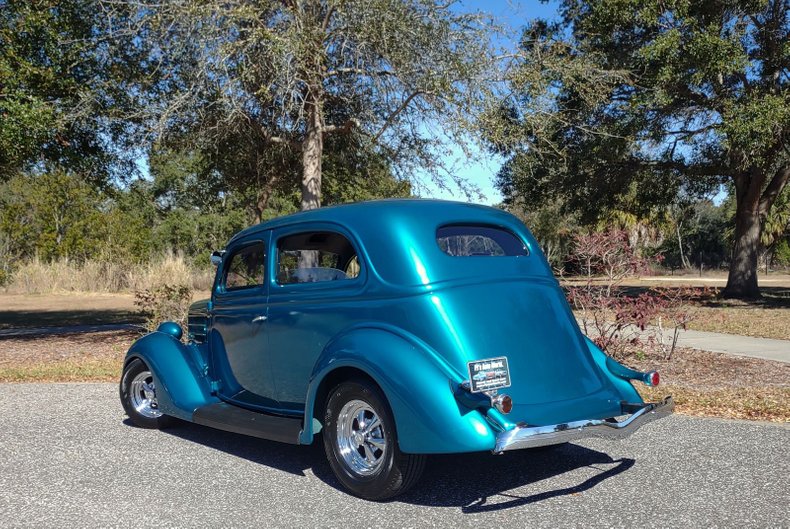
276;231;359;285
223;242;266;291
437;225;528;257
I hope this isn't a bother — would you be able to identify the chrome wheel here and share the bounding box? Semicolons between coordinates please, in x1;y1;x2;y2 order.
336;399;387;476
129;370;162;419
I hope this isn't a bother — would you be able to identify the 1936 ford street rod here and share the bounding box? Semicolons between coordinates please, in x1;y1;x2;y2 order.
119;199;673;500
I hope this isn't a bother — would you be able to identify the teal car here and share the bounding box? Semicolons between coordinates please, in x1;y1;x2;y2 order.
119;199;672;500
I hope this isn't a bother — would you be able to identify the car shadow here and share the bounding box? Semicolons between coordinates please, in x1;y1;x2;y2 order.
147;419;632;509
397;444;634;512
150;418;327;478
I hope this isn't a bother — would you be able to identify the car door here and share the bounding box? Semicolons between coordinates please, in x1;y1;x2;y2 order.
210;232;279;410
266;224;368;413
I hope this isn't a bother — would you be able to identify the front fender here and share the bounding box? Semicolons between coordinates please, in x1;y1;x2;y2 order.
125;331;217;420
300;324;496;454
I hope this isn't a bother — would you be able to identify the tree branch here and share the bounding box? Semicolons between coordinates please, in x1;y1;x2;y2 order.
323;118;360;135
647;160;729;177
759;163;790;215
371;91;426;143
262;129;300;149
321;5;334;32
665;124;718;137
325;67;396;78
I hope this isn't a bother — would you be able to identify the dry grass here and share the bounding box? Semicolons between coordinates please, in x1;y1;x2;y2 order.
4;253;214;294
687;306;790;341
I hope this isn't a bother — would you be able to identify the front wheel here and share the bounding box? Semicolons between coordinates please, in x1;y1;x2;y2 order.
119;358;172;429
323;379;425;500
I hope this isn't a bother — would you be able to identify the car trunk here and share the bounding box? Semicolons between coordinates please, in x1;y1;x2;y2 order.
410;277;625;425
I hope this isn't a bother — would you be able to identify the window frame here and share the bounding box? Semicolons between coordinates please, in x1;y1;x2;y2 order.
219;240;268;294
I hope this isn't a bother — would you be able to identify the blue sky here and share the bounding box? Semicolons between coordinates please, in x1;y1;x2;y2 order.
419;1;561;205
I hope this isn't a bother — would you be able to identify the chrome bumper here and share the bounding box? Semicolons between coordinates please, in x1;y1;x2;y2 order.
493;396;674;454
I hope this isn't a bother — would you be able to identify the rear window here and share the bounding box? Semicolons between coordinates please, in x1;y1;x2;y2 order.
437;225;528;257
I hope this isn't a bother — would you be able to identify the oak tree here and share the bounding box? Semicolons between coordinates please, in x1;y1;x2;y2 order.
489;0;789;298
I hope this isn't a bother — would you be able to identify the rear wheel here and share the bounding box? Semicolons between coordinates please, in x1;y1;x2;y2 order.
323;379;425;500
119;358;172;429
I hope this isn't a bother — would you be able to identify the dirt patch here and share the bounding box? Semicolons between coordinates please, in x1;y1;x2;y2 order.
0;330;138;382
628;348;789;422
0;293;142;329
640;385;788;423
0;292;213;329
627;348;790;388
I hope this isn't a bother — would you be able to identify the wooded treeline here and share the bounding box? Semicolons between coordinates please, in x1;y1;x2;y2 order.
1;0;788;297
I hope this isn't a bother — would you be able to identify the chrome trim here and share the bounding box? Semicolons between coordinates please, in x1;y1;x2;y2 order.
493;396;674;454
129;370;163;419
336;399;388;476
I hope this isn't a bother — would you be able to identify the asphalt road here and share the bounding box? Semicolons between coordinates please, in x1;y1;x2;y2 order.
1;384;787;528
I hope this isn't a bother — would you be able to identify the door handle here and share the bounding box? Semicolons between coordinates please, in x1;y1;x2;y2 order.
252;315;268;323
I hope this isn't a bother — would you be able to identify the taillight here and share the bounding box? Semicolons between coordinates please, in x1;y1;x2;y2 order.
645;370;660;387
492;394;513;414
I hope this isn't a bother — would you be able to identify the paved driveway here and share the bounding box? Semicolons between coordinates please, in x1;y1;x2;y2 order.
0;383;787;528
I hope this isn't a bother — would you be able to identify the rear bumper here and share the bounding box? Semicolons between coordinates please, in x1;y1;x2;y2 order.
493;396;674;454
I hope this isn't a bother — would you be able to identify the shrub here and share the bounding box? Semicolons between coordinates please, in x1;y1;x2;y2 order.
134;284;193;333
565;230;700;360
775;239;790;267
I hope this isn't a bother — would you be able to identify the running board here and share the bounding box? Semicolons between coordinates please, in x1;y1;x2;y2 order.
192;402;302;444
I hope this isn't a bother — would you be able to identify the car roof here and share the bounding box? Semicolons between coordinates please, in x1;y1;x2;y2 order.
229;199;512;243
229;199;550;286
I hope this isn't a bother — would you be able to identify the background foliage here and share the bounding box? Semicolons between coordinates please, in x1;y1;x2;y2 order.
0;0;788;295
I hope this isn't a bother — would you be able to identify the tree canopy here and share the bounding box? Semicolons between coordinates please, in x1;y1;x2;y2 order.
0;0;138;183
102;0;497;212
489;0;789;298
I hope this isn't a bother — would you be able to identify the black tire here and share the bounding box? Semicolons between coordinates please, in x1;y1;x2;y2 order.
323;378;426;500
119;358;173;429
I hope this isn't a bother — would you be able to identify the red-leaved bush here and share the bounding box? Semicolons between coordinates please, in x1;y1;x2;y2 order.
564;231;701;360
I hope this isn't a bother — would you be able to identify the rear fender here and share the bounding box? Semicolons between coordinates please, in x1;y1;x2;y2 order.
584;337;643;403
300;324;496;454
125;331;218;420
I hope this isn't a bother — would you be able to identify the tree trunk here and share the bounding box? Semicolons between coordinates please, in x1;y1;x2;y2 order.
675;221;689;269
298;97;323;270
301;101;323;212
722;200;762;299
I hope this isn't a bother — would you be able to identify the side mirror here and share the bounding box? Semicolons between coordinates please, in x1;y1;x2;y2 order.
210;250;224;267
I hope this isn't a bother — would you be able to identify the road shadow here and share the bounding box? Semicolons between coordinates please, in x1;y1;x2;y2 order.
150;419;631;509
0;325;140;339
398;444;633;512
0;308;144;330
154;418;328;478
581;284;790;308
